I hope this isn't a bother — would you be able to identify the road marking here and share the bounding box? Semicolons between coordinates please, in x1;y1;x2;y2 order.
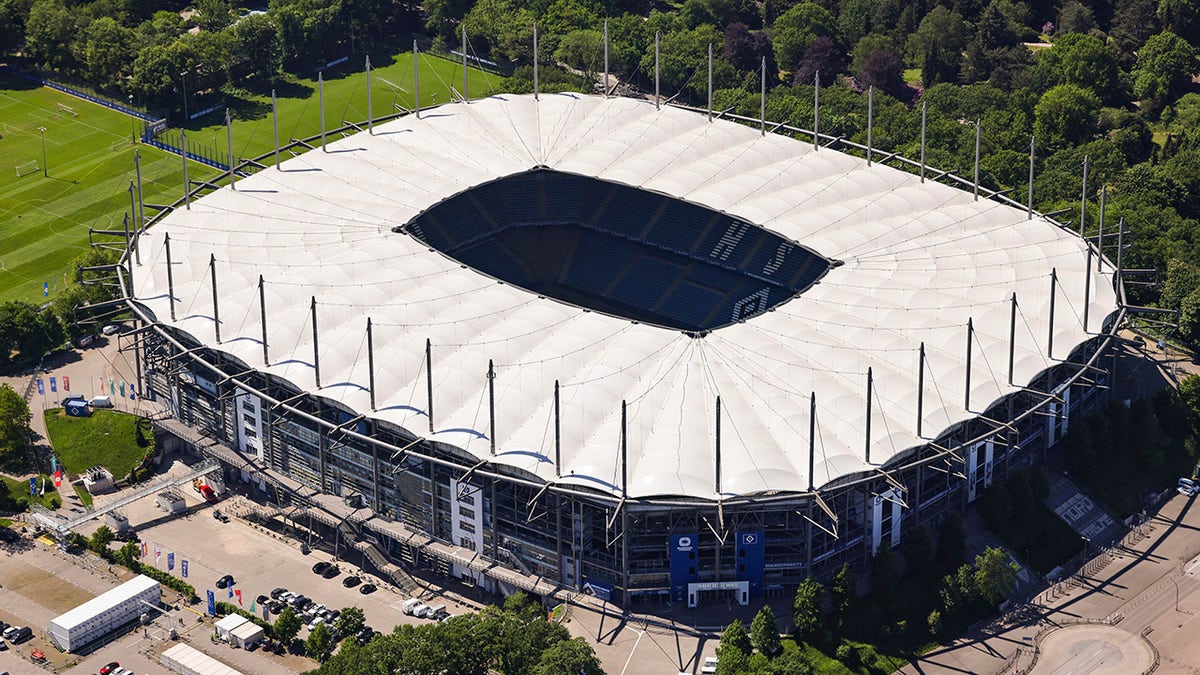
620;628;645;675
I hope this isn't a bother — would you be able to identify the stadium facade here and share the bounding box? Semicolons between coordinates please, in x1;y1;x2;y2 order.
123;93;1123;607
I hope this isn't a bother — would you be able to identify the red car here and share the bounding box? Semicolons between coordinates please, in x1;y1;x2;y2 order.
99;663;120;675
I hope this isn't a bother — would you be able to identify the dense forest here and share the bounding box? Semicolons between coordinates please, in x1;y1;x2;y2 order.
1;0;1199;340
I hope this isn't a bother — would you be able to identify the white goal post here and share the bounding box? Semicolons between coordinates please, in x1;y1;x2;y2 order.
56;102;78;116
14;160;39;177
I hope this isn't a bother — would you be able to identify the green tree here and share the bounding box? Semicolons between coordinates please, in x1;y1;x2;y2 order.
533;637;605;674
638;24;736;102
906;6;967;86
83;16;134;91
0;302;65;369
903;524;935;578
791;576;823;641
195;0;233;32
0;385;31;466
274;606;302;647
717;619;752;661
25;0;74;70
1034;83;1101;152
749;604;782;656
554;28;604;76
1132;31;1197;109
333;605;366;638
306;621;334;662
973;546;1018;606
772;3;838;73
89;525;115;553
829;562;856;621
114;541;141;567
231;12;281;85
1032;33;1120;101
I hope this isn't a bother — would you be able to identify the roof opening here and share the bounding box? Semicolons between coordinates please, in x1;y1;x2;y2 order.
398;169;832;331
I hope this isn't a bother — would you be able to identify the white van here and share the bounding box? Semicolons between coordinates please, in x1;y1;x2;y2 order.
1179;477;1198;497
426;604;446;619
402;598;423;615
90;395;114;408
411;604;431;618
101;324;122;336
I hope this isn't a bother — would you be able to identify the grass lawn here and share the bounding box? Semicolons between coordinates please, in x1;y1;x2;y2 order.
43;408;153;480
1;473;61;510
0;72;217;304
72;482;93;508
173;52;496;174
0;517;12;527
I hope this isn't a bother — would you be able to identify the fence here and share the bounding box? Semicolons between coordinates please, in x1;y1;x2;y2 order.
2;67;157;122
144;127;231;171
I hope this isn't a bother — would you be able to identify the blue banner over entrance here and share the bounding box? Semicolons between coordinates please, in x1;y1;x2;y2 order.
669;532;699;603
735;531;765;599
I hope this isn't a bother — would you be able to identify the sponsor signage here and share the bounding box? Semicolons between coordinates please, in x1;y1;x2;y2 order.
582;580;613;602
669;532;699;603
735;531;765;599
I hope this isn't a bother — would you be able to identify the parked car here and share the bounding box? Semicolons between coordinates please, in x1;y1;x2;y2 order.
212;510;230;523
255;594;269;605
215;574;235;589
0;626;18;640
343;576;362;588
321;565;341;579
327;609;341;621
101;324;122;336
7;627;31;644
359;584;377;595
307;617;324;631
0;637;7;651
356;627;375;644
311;561;329;574
1179;477;1198;497
99;663;120;675
89;395;114;408
268;601;285;614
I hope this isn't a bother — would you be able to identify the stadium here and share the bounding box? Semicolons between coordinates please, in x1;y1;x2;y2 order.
123;91;1122;608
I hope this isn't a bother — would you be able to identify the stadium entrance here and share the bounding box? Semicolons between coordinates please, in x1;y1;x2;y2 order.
687;581;749;608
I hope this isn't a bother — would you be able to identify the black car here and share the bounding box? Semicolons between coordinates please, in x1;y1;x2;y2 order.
321;566;341;579
268;601;285;614
359;583;377;595
356;627;375;644
270;588;287;600
342;576;362;588
298;598;315;611
327;609;341;621
215;574;235;589
312;561;329;574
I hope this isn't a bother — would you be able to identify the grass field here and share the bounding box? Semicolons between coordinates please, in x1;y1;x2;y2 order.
44;407;154;480
0;52;494;305
0;75;217;305
178;52;497;174
1;473;62;509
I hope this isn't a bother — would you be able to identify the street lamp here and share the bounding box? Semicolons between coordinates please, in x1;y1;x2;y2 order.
37;126;47;177
129;94;136;143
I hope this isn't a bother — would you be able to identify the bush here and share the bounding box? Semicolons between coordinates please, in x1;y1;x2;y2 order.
215;601;274;637
94;545;197;602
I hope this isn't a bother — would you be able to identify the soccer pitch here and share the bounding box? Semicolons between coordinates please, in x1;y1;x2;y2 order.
0;76;215;305
181;52;498;169
0;53;493;305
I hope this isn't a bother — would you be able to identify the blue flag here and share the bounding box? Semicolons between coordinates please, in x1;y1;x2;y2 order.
43;282;48;297
29;477;37;496
49;377;56;392
206;589;216;616
167;552;174;571
36;379;44;395
228;587;234;599
181;559;188;578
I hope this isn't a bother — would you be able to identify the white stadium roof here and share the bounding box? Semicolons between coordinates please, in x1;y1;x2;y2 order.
133;93;1118;500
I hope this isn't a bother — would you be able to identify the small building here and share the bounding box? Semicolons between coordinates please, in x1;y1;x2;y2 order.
64;399;91;417
230;620;264;648
103;511;132;533
213;614;248;642
83;466;114;495
47;574;160;652
157;490;187;514
161;643;244;675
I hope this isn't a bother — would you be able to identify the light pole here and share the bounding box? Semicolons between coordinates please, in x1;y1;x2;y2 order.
129;94;136;143
180;70;190;123
37;126;47;177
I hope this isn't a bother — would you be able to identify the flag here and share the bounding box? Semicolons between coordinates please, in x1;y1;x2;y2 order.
50;457;56;473
167;552;174;571
54;470;61;488
43;282;48;297
141;541;148;558
181;560;188;578
228;587;234;599
155;546;161;564
63;376;70;391
39;476;45;495
36;379;44;396
29;477;36;496
50;377;57;392
206;590;216;616
119;381;125;397
130;386;136;400
250;599;256;613
109;378;115;396
235;589;242;605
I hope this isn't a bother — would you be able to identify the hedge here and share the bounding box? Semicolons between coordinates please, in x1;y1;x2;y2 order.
214;601;274;637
